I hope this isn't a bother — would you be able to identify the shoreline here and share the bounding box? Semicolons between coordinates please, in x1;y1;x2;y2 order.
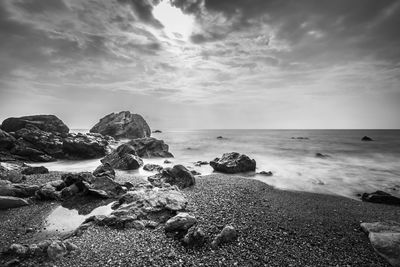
1;173;399;266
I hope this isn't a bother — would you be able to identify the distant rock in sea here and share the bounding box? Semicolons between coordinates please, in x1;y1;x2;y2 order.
258;171;273;176
216;136;224;139
90;111;151;139
127;137;173;158
361;190;400;205
1;115;69;134
315;153;330;159
210;152;256;173
361;136;373;141
152;130;162;133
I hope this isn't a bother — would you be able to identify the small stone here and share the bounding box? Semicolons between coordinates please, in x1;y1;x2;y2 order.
8;244;29;256
47;240;68;260
211;225;238;248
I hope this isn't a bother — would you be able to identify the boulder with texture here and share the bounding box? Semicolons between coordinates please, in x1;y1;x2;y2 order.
101;143;143;170
21;166;49;175
148;165;195;189
210;152;256;173
93;162;115;178
0;129;16;150
1;114;69;134
62;133;112;159
90;111;151;139
361;221;400;267
0;170;26;183
164;212;197;233
127;137;173;158
0;181;39;197
211;225;238;248
143;163;163;172
361;191;400;206
182;226;206;247
0;196;29;209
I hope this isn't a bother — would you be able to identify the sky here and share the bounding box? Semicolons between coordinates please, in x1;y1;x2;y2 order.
0;0;399;129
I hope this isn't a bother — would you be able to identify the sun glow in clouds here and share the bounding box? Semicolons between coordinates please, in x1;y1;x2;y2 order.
153;1;195;39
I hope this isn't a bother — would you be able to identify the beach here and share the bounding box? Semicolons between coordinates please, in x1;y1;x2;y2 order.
1;172;399;266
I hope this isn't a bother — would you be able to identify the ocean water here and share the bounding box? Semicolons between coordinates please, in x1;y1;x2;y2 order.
35;129;400;200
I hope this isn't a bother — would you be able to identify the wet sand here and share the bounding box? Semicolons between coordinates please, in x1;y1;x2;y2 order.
1;173;400;266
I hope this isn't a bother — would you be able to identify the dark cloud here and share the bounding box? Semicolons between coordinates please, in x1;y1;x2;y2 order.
117;0;163;28
13;0;68;13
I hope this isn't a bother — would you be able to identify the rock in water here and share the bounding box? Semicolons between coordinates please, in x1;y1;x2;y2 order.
211;225;238;248
210;152;256;173
21;166;49;175
361;221;400;266
127;137;174;158
90;111;151;139
101;144;143;170
361;191;400;206
0;196;29;209
362;136;373;141
1;115;69;134
148;165;195;189
143;163;163;172
258;171;273;176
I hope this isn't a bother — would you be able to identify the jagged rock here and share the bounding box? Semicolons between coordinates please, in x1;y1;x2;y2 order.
88;175;124;197
90;111;151;139
10;140;55;162
8;244;29;256
101;144;143;170
127;137;173;158
361;191;400;206
361;221;400;266
210;152;256;173
164;213;197;233
183;226;206;247
362;136;373;141
93;163;115;178
1;115;69;134
0;129;16;150
61;184;80;199
61;172;95;187
0;196;29;209
21;166;49;175
148;165;195;189
143;163;163;172
211;225;238;248
47;240;68;260
62;133;111;159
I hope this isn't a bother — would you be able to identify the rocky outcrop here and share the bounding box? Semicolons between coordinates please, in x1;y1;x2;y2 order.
127;137;173;158
101;144;143;170
1;115;69;134
361;191;400;206
63;133;112;159
362;136;373;141
211;225;237;248
0;129;16;150
21;166;49;175
210;152;256;173
90;111;151;139
148;165;195;189
361;221;400;266
0;196;29;209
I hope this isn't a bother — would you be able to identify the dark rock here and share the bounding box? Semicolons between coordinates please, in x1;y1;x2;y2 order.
35;183;62;200
93;163;115;178
152;130;162;133
0;181;39;197
143;163;163;172
0;196;29;209
258;171;273;176
210;152;256;173
182;226;206;247
61;184;80;199
211;225;237;248
0;129;16;150
362;136;373;141
47;240;68;260
216;136;224;139
164;212;197;233
101;144;143;170
148;165;195;189
21;166;49;175
88;175;124;197
127;137;173;158
61;172;95;187
1;114;69;134
194;161;208;167
62;133;111;159
190;170;201;176
164;159;172;164
0;170;26;183
315;153;329;159
10;140;55;162
291;137;309;140
361;191;400;205
90;111;151;139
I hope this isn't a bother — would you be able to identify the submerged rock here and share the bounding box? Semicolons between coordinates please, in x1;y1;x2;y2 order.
148;165;195;189
211;225;238;248
361;191;400;206
90;111;151;139
0;196;29;209
1;114;69;134
21;166;49;175
361;221;400;267
210;152;256;173
127;137;174;158
362;136;374;141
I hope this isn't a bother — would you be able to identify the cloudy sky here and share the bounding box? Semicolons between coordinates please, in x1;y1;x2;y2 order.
0;0;399;129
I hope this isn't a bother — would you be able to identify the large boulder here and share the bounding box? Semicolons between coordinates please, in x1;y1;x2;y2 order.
0;129;16;150
101;144;143;170
361;191;400;206
148;165;195;189
361;221;400;266
90;111;151;139
62;133;112;159
127;137;173;158
210;152;256;173
1;115;69;134
0;196;29;209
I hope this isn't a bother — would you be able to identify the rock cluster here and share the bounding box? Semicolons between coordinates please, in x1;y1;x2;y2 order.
210;152;256;173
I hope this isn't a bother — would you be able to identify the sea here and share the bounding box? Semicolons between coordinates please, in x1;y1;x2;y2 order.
33;129;400;200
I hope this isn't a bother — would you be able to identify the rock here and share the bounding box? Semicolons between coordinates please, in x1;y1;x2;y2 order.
93;162;115;178
152;130;162;133
258;171;273;176
148;165;195;189
164;212;197;233
88;175;124;197
0;196;29;209
164;159;172;164
8;244;29;256
182;226;206;247
210;152;256;173
362;136;374;141
291;137;309;140
61;184;80;199
0;182;39;198
4;259;20;266
21;166;49;175
0;170;26;183
47;240;68;260
62;172;95;187
216;136;224;139
126;220;146;230
194;161;208;167
62;133;111;159
10;139;55;162
101;144;143;170
361;221;400;267
315;153;329;159
361;191;400;206
190;170;201;176
90;111;151;139
127;137;173;158
143;163;163;172
1;115;69;134
0;129;16;150
35;183;62;200
64;240;78;251
211;225;237;248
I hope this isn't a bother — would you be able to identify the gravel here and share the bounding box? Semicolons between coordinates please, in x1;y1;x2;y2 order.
1;174;400;266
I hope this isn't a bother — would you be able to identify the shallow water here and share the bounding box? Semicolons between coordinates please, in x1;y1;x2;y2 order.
34;129;400;199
